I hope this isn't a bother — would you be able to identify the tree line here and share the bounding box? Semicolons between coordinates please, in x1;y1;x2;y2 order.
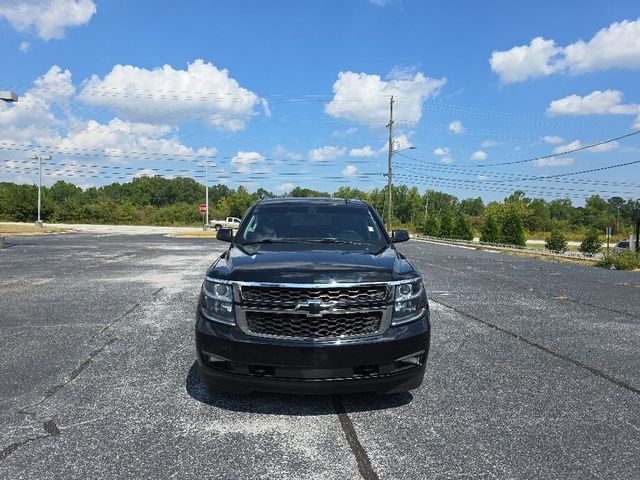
0;178;638;245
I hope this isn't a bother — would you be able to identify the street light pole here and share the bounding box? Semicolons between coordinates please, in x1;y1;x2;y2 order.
31;154;51;227
200;161;216;230
205;162;209;227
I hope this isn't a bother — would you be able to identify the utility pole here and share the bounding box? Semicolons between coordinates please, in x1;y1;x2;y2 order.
386;96;394;232
634;200;640;253
31;154;51;227
425;190;429;219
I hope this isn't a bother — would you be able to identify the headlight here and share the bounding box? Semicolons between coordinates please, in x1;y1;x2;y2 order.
391;279;427;325
201;280;235;325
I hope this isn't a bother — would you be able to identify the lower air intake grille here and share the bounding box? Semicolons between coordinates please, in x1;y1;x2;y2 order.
245;311;382;339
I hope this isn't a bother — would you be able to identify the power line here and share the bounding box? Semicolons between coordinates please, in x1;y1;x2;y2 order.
392;160;640;188
392;169;638;196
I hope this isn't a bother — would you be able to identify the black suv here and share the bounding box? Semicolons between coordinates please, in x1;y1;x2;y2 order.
195;197;430;394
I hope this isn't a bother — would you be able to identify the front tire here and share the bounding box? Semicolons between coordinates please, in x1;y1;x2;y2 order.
214;224;222;231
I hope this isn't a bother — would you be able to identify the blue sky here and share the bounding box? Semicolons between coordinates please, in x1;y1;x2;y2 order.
1;0;639;204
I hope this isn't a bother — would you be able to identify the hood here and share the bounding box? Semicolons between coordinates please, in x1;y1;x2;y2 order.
206;243;418;284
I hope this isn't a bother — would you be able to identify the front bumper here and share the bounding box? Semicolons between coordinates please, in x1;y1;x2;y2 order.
195;310;430;394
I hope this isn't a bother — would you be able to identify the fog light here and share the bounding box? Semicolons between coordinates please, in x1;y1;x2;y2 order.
392;352;424;372
203;352;232;370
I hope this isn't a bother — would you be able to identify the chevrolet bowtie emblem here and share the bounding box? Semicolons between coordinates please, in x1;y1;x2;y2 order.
294;299;333;316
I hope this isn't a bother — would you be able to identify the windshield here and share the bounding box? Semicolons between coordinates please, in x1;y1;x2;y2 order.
236;203;388;248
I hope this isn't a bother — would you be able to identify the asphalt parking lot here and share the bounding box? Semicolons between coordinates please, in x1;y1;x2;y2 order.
1;233;639;479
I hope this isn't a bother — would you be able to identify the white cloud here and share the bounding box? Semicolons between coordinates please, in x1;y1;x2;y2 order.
43;118;217;164
275;182;295;193
448;120;464;134
308;145;347;161
342;165;358;177
534;157;575;167
135;168;157;178
440;156;454;165
552;140;581;154
490;18;640;83
0;65;74;144
433;147;449;156
590;141;618;152
547;90;640;116
481;140;498;148
0;65;219;187
273;145;303;160
324;70;446;127
477;175;490;181
332;127;358;138
19;41;30;53
393;134;414;151
231;151;269;174
349;146;377;157
563;18;640;73
634;115;640;129
0;0;97;40
542;135;564;145
78;59;269;131
551;138;618;155
490;37;563;84
470;150;487;161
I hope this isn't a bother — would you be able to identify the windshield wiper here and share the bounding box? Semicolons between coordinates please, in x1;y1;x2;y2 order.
309;238;368;245
239;239;295;245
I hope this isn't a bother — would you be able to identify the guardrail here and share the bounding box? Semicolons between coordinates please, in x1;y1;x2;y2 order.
411;234;604;261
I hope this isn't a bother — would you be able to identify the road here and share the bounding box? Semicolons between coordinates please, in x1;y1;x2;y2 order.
1;234;639;479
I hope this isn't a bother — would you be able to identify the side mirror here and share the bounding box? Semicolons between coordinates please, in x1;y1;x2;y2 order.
391;229;409;243
216;228;233;243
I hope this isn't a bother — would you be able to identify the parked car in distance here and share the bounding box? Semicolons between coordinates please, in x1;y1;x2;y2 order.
613;240;630;253
210;216;242;231
195;197;430;395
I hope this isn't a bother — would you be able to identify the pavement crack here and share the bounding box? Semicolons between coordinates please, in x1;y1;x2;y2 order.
332;395;379;480
432;297;640;396
89;303;140;341
0;420;60;462
18;338;118;415
152;287;164;298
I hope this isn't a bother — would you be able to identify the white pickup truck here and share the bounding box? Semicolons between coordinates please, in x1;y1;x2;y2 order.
209;216;242;231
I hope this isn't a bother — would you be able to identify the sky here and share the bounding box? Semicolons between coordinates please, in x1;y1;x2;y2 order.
1;0;639;204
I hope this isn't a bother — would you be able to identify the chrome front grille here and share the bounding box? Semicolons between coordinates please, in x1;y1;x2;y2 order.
240;285;389;306
237;283;392;340
245;311;382;339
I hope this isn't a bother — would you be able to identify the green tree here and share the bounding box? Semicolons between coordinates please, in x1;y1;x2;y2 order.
333;186;369;201
480;214;501;243
459;197;484;217
453;214;474;240
420;215;440;237
440;212;454;237
545;229;568;253
580;230;603;255
501;207;526;246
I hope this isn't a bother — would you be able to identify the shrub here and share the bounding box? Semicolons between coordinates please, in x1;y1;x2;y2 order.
501;208;526;246
580;230;602;255
480;214;500;243
598;251;640;270
420;215;440;237
440;212;454;237
454;214;474;240
545;229;568;253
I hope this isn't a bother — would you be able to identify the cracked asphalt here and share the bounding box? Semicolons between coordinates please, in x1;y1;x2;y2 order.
0;234;639;479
